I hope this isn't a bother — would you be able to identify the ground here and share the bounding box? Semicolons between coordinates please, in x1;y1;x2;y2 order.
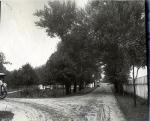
0;83;126;121
116;94;148;121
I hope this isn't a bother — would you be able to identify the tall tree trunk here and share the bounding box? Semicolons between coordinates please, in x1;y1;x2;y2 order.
133;65;136;107
69;85;71;94
79;81;84;91
73;80;77;93
79;82;82;91
65;84;70;95
114;82;119;93
63;85;65;95
118;82;124;95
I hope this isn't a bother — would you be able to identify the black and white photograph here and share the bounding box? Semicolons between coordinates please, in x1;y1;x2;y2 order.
0;0;148;121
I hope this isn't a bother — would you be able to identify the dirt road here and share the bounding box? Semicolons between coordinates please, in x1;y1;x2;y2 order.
0;83;126;121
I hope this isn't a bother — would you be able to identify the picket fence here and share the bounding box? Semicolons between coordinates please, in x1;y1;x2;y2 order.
123;76;148;99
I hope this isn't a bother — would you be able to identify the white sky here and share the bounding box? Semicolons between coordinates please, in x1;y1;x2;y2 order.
0;0;88;71
132;67;147;78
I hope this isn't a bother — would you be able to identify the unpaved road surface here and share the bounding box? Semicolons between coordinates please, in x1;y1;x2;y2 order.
0;83;126;121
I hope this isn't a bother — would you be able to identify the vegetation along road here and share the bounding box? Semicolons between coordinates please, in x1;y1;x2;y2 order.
0;83;126;121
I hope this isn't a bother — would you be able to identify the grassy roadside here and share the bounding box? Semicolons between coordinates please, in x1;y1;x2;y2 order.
7;86;97;98
115;94;148;121
0;111;14;121
60;86;97;98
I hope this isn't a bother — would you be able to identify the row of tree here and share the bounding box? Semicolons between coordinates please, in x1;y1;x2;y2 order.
34;0;103;94
0;53;38;88
34;0;146;105
5;63;38;88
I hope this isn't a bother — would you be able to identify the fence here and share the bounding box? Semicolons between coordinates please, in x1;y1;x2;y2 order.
123;76;148;99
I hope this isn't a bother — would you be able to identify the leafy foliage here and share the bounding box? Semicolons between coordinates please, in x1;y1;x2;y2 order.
34;0;77;38
34;0;146;97
0;52;10;73
88;1;145;93
7;64;39;88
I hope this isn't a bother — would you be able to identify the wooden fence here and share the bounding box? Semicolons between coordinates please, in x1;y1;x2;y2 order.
123;76;148;99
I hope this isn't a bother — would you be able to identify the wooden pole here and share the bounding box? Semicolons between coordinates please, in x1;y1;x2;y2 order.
133;65;136;107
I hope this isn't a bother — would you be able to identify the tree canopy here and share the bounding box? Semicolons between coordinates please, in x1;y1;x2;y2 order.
34;0;146;96
6;63;39;88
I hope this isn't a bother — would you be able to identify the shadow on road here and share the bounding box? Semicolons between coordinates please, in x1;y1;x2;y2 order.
91;90;113;96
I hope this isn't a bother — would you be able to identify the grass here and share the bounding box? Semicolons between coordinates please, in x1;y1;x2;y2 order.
7;86;97;98
115;94;148;121
0;111;14;121
8;87;65;98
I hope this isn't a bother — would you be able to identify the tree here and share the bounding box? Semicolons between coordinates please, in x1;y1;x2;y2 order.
20;63;39;87
5;70;22;88
58;8;100;91
125;11;146;106
35;65;49;85
34;1;146;102
35;1;100;93
119;1;145;107
0;52;11;73
34;0;77;39
87;1;145;96
46;51;76;95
